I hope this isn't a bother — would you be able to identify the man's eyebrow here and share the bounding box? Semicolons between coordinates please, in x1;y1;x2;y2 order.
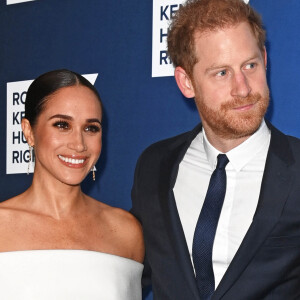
205;64;230;74
243;54;262;63
48;114;73;121
205;54;262;74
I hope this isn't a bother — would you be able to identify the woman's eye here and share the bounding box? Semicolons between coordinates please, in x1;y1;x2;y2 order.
53;121;69;130
216;70;227;77
85;125;101;133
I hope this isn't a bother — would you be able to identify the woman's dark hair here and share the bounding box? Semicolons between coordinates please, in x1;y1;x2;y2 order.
25;69;103;126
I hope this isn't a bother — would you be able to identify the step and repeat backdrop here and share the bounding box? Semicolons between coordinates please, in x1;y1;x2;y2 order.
1;0;300;299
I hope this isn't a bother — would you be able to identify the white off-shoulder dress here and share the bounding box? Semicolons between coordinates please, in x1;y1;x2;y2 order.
0;250;143;300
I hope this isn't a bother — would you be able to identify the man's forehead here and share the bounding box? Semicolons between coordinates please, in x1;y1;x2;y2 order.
193;22;247;40
193;22;259;52
192;22;263;67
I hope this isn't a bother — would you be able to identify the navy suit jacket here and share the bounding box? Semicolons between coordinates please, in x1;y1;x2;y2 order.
131;121;300;300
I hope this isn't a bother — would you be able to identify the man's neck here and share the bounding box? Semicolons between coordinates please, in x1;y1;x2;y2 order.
203;126;253;153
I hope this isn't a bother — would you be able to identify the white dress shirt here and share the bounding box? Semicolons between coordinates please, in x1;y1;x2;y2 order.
173;120;271;288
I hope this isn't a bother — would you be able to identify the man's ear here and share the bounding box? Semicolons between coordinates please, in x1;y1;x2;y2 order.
174;66;195;98
263;46;267;69
21;118;35;147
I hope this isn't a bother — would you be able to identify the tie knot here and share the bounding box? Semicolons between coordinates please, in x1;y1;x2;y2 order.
216;154;229;170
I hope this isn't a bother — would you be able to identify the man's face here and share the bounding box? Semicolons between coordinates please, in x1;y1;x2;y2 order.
190;22;269;140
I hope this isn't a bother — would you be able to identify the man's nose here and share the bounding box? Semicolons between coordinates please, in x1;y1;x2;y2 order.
231;72;251;98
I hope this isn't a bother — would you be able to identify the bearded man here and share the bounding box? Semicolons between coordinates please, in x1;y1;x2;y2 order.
131;0;300;299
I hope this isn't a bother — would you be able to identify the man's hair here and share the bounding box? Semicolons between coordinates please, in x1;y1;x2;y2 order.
167;0;266;77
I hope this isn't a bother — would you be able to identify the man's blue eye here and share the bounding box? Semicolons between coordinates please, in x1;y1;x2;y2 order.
217;70;227;77
245;63;255;69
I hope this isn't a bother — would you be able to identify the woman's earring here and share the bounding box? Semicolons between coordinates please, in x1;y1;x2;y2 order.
91;166;97;181
27;145;33;175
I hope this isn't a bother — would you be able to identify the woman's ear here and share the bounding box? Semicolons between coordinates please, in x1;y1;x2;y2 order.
174;66;195;98
21;118;35;147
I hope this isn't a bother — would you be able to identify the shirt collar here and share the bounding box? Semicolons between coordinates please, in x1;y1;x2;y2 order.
202;120;271;171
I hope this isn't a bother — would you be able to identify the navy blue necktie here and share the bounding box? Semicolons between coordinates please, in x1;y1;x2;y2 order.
192;154;229;300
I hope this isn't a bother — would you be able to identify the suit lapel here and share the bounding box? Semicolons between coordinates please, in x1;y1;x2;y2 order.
213;123;295;299
159;124;202;300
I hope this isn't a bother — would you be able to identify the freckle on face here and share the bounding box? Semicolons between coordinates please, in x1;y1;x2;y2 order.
191;22;269;139
32;85;102;185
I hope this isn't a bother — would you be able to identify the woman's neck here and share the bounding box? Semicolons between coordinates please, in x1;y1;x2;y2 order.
23;172;88;220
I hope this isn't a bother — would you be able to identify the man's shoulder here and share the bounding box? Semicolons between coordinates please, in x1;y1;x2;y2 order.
268;121;300;144
286;134;300;158
268;121;300;162
285;134;300;145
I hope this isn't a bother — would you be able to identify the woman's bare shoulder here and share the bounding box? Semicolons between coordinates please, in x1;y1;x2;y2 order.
0;194;26;214
88;197;141;228
0;195;28;241
87;197;144;263
109;207;145;263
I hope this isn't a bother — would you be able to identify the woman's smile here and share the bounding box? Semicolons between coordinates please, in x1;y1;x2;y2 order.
58;154;89;168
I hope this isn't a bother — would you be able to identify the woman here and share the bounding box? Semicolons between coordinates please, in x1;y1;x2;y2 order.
0;69;144;299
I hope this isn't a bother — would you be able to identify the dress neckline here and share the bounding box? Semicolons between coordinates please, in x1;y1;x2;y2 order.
0;249;143;266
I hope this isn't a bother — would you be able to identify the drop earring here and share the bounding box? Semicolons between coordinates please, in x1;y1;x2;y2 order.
91;166;97;181
27;145;33;175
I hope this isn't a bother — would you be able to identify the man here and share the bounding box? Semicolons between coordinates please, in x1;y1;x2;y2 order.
131;0;300;299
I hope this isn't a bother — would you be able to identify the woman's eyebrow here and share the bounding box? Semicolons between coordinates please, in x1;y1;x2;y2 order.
48;114;73;121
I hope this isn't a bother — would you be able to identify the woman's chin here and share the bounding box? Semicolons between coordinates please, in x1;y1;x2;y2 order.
58;175;87;187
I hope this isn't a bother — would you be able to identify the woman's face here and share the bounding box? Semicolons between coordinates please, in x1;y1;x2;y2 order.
24;85;102;186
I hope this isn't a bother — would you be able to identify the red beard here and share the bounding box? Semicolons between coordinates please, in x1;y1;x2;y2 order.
196;90;270;139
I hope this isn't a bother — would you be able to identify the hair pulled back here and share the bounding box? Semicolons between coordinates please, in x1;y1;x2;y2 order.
25;69;102;126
